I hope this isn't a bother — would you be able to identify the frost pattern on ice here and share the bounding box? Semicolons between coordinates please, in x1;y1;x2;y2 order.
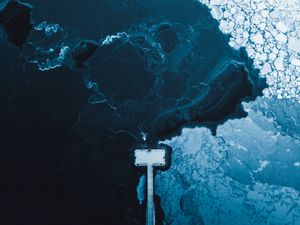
100;32;129;46
199;0;300;102
34;21;61;37
35;45;71;71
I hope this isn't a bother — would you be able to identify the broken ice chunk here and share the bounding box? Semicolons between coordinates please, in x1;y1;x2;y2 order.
243;31;249;39
291;57;300;66
250;33;264;44
236;14;245;23
257;2;267;10
261;63;272;75
288;37;300;53
275;33;287;43
270;9;280;19
269;53;277;61
219;20;234;33
210;0;227;5
261;10;269;18
276;21;289;33
211;6;223;20
274;57;285;71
